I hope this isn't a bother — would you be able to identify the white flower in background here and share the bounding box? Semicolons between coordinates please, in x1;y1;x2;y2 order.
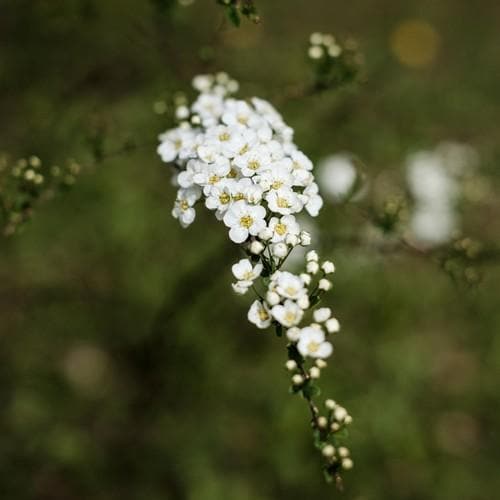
223;200;267;243
318;154;357;202
410;205;456;245
248;300;272;329
405;142;478;246
232;258;263;282
272;300;304;327
297;327;333;359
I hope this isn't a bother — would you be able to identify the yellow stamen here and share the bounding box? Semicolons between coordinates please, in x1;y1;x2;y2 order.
277;197;290;209
307;341;320;353
275;223;287;236
219;132;230;141
240;215;254;228
219;192;231;204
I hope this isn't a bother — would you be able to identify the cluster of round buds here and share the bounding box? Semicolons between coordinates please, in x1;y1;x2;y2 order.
309;32;343;60
157;73;323;246
1;154;81;236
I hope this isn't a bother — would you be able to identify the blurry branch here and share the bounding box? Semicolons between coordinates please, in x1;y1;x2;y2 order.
324;198;500;288
0;137;156;238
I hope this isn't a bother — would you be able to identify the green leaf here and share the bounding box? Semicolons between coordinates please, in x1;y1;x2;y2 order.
227;5;241;26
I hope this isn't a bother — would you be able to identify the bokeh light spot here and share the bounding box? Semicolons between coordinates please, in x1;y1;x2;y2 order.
390;19;440;68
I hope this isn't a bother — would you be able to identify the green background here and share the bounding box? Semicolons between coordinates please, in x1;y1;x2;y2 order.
1;1;499;498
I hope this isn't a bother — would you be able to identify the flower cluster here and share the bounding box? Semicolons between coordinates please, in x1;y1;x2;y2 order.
158;74;352;485
406;141;478;246
0;154;81;237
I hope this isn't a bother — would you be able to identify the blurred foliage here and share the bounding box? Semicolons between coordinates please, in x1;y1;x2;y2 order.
1;0;500;499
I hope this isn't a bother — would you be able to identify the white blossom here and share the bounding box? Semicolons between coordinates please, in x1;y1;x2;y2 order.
247;300;272;329
223;200;267;243
297;327;333;359
232;258;263;282
271;300;304;327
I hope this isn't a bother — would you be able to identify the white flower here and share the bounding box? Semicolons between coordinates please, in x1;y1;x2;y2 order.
232;258;263;282
318;154;357;202
274;272;306;300
223;200;267;243
158;128;196;162
297;327;333;359
302;183;323;216
313;307;332;323
300;230;312;246
234;145;271;177
257;165;293;191
271;300;304;327
322;261;335;274
172;187;201;227
250;240;265;255
268;215;300;243
247;300;272;329
266;187;302;215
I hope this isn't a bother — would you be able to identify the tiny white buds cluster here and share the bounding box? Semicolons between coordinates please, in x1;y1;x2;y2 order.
308;32;343;60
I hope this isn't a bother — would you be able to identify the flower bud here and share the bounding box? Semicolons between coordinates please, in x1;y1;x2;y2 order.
344;415;353;425
321;261;335;274
306;261;319;274
258;228;273;241
330;422;340;432
338;446;350;458
266;291;280;306
297;294;310;310
342;458;353;470
300;230;311;246
313;307;331;322
286;327;301;342
285;233;299;246
306;250;319;262
325;399;336;410
325;318;340;333
334;407;348;422
292;374;304;386
309;366;321;379
316;359;327;369
300;273;311;285
285;360;297;371
318;278;332;291
322;444;336;458
273;242;288;258
317;416;328;429
250;240;265;255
